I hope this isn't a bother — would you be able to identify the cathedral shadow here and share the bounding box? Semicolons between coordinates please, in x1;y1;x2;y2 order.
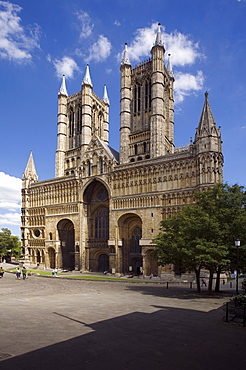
1;304;245;370
125;283;233;300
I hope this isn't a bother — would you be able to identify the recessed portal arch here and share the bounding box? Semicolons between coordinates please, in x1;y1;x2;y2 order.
57;219;75;270
83;180;109;272
118;213;142;274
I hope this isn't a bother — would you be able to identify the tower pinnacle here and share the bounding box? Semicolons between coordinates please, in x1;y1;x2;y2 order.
58;75;68;96
103;84;110;105
83;64;93;87
121;43;131;65
154;23;164;47
167;54;174;78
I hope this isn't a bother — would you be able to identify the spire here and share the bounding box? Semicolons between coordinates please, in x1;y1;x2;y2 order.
83;64;93;87
154;23;164;47
197;92;217;135
58;75;68;96
121;43;131;65
22;151;38;182
103;84;110;105
167;54;174;78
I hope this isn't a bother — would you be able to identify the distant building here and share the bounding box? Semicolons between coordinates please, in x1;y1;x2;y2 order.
21;25;223;275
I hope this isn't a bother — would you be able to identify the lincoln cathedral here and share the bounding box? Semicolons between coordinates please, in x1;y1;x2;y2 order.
21;25;223;275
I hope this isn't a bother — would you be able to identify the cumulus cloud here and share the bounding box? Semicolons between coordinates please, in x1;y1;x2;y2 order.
121;23;203;66
174;71;204;103
0;1;40;63
164;31;203;66
86;35;112;62
76;10;94;39
53;56;80;78
0;172;21;228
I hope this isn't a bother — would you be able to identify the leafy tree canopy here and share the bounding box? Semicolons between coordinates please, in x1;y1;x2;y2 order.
0;228;21;258
153;183;246;292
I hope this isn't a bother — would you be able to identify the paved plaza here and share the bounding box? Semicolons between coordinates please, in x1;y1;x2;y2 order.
0;270;245;370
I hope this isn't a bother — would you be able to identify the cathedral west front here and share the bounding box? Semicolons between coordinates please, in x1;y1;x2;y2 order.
21;25;223;276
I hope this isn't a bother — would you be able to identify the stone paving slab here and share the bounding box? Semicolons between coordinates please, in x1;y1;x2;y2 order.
0;270;245;370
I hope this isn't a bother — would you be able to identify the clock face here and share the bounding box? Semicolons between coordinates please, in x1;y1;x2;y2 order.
97;188;108;201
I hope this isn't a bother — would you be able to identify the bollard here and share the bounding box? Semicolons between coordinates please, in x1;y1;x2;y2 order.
166;282;169;289
230;281;232;288
225;302;229;322
244;307;246;327
190;282;192;289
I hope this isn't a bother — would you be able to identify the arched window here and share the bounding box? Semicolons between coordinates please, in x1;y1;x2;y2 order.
87;161;91;176
95;207;109;239
99;158;104;174
130;227;142;253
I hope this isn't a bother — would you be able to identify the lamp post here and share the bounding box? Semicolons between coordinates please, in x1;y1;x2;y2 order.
235;239;240;295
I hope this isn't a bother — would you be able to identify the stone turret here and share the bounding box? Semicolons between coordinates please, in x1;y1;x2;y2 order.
194;92;222;154
120;43;132;164
194;92;223;185
55;75;68;177
22;151;38;188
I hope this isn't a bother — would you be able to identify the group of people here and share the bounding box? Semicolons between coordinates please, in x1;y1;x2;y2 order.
16;266;27;280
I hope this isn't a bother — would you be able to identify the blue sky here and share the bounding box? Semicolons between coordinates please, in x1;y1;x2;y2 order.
0;0;246;237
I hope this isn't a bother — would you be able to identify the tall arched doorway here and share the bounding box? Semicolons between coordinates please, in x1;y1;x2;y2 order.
118;213;142;274
98;254;109;272
57;219;75;270
48;247;56;269
83;180;109;272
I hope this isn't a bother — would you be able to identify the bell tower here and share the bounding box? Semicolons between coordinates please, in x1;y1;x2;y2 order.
119;23;174;164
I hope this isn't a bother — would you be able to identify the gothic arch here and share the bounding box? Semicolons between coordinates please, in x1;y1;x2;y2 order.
83;180;109;272
118;213;142;274
57;219;75;271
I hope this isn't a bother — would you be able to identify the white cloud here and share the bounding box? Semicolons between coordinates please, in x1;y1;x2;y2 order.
0;1;40;63
174;71;204;103
114;20;121;26
0;172;21;228
121;22;203;66
86;35;112;62
0;212;21;226
164;31;203;66
53;56;80;78
76;10;94;39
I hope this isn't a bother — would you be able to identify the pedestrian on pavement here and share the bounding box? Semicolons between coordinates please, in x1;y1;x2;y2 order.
16;267;21;280
201;277;207;287
22;266;27;280
0;266;4;278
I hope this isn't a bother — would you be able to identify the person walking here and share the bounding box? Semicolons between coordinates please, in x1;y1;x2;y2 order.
16;267;21;280
0;266;4;278
22;266;27;280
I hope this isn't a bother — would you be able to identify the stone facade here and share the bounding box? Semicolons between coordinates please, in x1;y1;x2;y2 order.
21;26;223;275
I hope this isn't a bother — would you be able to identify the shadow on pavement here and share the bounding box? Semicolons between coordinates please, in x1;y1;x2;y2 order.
1;304;245;370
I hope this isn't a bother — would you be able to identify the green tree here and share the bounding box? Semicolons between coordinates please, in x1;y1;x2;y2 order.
196;183;246;291
153;205;223;292
0;228;21;259
153;183;246;293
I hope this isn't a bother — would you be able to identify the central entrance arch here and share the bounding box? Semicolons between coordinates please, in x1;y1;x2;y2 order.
83;180;109;272
57;219;75;270
118;213;142;274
